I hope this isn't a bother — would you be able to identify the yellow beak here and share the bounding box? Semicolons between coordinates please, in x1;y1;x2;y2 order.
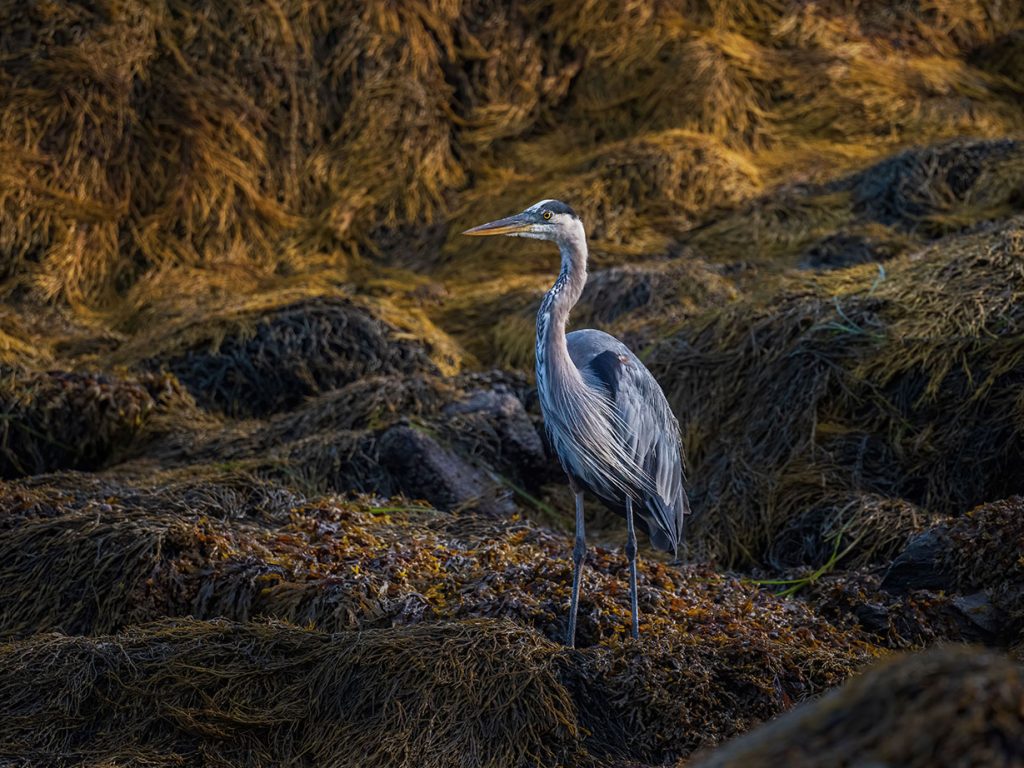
462;213;533;237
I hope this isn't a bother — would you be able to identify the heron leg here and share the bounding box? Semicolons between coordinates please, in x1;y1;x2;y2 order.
566;490;585;648
625;496;639;639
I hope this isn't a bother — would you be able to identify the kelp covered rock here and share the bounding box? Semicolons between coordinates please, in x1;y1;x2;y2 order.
136;369;552;508
0;619;582;768
3;2;1024;766
649;220;1024;566
690;645;1024;768
0;472;876;764
2;0;1022;332
0;367;176;478
144;296;439;417
686;138;1024;274
881;496;1024;641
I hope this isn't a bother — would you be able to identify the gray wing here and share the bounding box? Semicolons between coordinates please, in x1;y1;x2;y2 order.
567;329;689;554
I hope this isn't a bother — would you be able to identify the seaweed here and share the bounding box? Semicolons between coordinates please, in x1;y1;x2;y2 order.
691;645;1024;768
0;367;159;478
879;496;1024;641
2;0;1022;359
0;618;582;768
133;369;554;506
3;2;1024;764
147;297;438;417
684;138;1024;274
649;219;1024;566
846;138;1024;234
0;471;876;764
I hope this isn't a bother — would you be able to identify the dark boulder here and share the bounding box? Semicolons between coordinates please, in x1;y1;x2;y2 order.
378;424;513;514
881;526;955;593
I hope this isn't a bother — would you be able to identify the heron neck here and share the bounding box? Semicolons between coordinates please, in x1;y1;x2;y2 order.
536;234;587;381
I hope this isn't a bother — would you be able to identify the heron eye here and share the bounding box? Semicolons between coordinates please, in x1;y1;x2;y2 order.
542;211;553;220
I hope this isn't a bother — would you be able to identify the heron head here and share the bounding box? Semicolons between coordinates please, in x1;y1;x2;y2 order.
462;199;581;242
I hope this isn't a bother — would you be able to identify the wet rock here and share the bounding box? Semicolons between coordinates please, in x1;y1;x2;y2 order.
442;386;548;489
849;600;891;637
881;526;955;593
153;371;548;507
822;497;1024;646
952;592;1002;636
811;569;992;648
377;424;512;514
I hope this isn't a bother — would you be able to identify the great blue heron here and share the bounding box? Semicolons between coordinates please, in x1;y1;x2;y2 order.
464;199;689;646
